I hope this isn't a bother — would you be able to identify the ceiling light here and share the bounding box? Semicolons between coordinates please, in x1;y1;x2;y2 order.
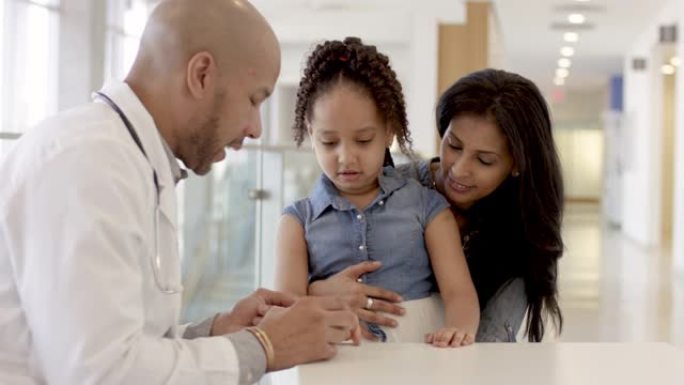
670;57;681;67
564;32;579;42
575;0;591;2
568;14;586;24
556;68;570;78
561;46;575;57
558;58;572;68
554;77;566;86
661;64;676;75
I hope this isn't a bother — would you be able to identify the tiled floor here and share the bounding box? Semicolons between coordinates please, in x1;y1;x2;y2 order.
558;203;684;348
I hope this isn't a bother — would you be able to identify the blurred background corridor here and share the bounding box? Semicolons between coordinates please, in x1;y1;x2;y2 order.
1;0;683;347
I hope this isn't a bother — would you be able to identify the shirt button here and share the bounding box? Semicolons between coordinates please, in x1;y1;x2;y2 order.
359;245;366;251
378;200;385;206
356;214;363;220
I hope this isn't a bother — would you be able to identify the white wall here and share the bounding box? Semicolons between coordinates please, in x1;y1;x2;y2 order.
621;0;681;248
58;0;107;110
673;4;684;273
551;88;607;201
555;128;604;200
254;1;467;157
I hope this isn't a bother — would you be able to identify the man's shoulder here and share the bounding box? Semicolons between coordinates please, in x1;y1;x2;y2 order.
38;102;122;141
0;103;145;197
15;102;137;159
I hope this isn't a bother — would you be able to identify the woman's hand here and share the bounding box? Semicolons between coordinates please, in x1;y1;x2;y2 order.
308;261;405;339
425;327;474;347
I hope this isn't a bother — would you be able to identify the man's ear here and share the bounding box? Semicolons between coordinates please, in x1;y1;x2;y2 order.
186;51;217;100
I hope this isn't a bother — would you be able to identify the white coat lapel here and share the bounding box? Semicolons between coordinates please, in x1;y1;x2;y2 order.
98;82;179;230
96;82;183;302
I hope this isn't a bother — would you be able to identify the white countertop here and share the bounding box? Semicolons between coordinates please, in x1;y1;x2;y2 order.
267;342;684;385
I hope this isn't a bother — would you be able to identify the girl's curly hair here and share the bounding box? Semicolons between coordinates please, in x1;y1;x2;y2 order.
293;37;412;156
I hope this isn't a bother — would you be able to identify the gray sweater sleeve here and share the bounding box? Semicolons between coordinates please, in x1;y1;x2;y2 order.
182;315;216;339
396;159;435;187
226;330;268;385
476;278;528;342
183;315;267;384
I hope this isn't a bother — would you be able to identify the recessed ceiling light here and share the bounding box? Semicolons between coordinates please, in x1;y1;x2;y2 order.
561;46;575;57
558;58;572;68
568;14;586;24
670;57;681;67
575;0;591;2
554;77;566;86
564;32;579;42
556;68;570;78
661;64;676;75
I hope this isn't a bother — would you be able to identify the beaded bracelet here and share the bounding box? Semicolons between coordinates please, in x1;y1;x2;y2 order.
246;326;275;370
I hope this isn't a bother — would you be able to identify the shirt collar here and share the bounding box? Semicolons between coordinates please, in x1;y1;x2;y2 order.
94;81;188;186
93;82;168;189
159;136;188;184
309;166;408;220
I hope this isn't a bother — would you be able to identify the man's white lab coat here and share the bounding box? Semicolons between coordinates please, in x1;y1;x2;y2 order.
0;83;245;384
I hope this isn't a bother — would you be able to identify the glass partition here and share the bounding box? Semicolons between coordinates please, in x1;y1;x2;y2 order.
179;145;319;323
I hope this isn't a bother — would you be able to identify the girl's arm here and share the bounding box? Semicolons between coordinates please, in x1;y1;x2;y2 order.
274;215;401;341
425;209;480;347
274;214;309;297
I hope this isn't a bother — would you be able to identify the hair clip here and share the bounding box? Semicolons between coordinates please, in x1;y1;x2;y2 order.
339;54;349;62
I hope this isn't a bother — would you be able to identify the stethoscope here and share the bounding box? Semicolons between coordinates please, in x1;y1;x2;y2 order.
95;91;180;295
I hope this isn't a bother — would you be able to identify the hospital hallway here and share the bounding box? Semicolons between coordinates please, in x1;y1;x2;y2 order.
557;202;684;348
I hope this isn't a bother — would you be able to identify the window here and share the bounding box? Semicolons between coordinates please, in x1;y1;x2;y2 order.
105;0;157;81
0;0;60;138
0;2;5;132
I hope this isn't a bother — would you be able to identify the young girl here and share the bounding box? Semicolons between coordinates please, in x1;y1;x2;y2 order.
310;69;564;343
274;37;479;347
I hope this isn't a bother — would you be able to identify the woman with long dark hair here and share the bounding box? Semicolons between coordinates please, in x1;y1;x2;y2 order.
310;68;564;342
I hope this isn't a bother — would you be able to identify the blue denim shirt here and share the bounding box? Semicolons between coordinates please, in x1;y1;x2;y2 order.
284;166;450;302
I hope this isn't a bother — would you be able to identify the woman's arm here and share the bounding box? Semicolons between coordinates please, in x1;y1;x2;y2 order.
274;215;309;296
476;278;527;342
424;209;480;347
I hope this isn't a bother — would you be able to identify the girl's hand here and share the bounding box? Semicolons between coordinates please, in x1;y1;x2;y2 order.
425;327;475;347
308;261;405;333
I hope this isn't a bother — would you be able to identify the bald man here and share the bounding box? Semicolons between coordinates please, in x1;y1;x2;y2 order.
0;0;359;384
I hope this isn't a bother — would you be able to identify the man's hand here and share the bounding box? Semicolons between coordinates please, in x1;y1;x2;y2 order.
211;288;296;336
258;296;360;371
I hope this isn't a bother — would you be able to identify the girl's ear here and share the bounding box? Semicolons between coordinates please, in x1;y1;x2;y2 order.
385;125;394;148
305;119;313;136
305;120;314;149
